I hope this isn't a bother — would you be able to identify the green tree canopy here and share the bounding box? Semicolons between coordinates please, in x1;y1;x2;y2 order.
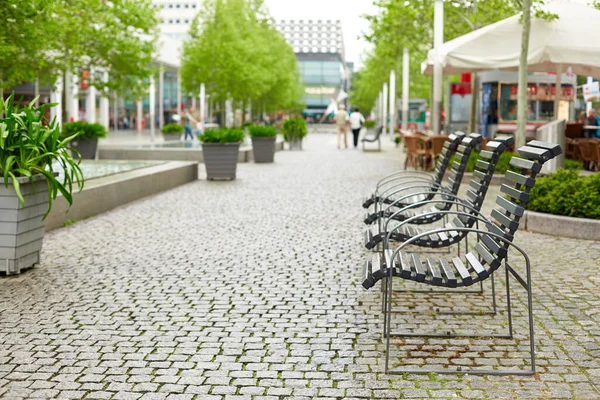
0;0;159;100
352;0;520;113
181;0;303;113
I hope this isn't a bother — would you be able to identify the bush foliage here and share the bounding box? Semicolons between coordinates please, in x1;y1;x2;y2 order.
363;120;376;129
248;125;277;138
527;169;600;219
199;128;245;143
450;151;520;174
161;123;184;134
282;118;307;142
62;121;107;140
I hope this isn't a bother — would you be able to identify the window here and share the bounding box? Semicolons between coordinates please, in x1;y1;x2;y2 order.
168;4;173;8
175;19;180;23
184;4;189;8
184;19;189;24
192;3;196;8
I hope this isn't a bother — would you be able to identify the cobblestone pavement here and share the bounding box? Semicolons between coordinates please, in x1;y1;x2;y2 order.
1;132;600;399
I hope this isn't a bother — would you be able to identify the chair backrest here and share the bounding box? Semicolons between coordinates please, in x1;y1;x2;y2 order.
430;133;465;184
441;133;482;196
455;136;515;224
473;141;562;277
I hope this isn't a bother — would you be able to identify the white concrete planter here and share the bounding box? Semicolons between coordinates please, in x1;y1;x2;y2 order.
0;174;49;275
202;142;241;180
522;210;600;241
162;133;182;142
251;137;276;163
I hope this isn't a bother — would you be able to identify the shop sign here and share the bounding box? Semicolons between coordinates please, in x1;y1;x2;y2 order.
305;87;336;95
583;81;600;102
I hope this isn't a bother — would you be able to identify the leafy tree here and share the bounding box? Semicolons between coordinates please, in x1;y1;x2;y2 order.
0;0;159;121
181;0;303;121
352;0;519;114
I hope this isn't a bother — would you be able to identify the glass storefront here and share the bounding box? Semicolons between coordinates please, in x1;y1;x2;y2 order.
299;60;343;109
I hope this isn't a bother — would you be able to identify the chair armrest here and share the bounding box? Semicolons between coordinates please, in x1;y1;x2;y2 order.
379;183;453;210
383;189;469;214
375;171;435;192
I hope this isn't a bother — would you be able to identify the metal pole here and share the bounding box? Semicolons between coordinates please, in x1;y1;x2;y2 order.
50;76;63;127
159;68;165;129
586;77;593;113
136;99;142;133
200;83;206;130
433;0;444;134
383;83;388;135
402;48;410;131
177;73;182;115
113;92;118;133
69;72;79;122
99;71;109;130
86;67;96;123
150;75;156;142
389;71;396;136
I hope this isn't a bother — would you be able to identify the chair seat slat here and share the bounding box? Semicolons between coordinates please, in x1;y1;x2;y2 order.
451;257;472;285
411;254;427;282
509;157;541;173
439;259;457;286
496;196;524;217
465;252;488;279
505;170;536;188
398;251;412;278
427;258;443;284
491;209;519;232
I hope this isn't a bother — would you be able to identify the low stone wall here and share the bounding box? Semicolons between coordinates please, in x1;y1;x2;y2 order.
521;210;600;241
45;161;198;231
99;139;284;163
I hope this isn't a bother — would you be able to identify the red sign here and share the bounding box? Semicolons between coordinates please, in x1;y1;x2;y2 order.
80;70;89;90
451;83;472;96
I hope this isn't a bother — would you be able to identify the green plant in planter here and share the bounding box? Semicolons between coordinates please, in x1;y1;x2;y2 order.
363;120;377;129
161;123;185;134
62;121;107;139
248;125;277;138
282;118;307;142
199;128;245;143
0;94;84;217
394;135;402;144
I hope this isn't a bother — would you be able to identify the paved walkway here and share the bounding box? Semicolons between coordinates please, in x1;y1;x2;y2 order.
1;133;600;399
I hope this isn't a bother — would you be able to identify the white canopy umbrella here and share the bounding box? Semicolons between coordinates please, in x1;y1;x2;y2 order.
422;0;600;77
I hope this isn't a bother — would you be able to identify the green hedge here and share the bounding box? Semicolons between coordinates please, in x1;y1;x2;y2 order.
527;169;600;219
62;121;107;139
248;125;277;138
363;120;376;129
162;123;184;134
198;128;244;143
450;151;519;174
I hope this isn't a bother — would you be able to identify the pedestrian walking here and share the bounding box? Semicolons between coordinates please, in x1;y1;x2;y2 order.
335;104;349;149
349;107;365;148
184;106;198;141
584;109;598;138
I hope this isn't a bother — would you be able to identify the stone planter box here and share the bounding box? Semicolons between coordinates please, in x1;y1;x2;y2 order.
287;137;303;151
251;136;276;163
162;133;182;142
202;142;240;180
0;174;49;275
71;138;98;159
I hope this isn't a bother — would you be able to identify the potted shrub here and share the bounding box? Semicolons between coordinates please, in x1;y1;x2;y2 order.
62;121;107;159
248;125;277;163
161;123;184;141
198;128;245;180
282;118;307;150
0;94;84;275
394;135;402;147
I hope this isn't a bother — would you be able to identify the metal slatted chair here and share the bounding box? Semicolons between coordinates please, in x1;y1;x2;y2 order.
363;137;514;252
364;134;482;244
370;141;562;376
361;132;465;210
361;125;384;151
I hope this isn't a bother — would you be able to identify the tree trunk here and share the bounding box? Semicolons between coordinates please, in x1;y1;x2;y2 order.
516;0;533;149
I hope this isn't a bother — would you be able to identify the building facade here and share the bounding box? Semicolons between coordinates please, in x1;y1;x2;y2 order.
152;0;200;41
276;20;348;120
